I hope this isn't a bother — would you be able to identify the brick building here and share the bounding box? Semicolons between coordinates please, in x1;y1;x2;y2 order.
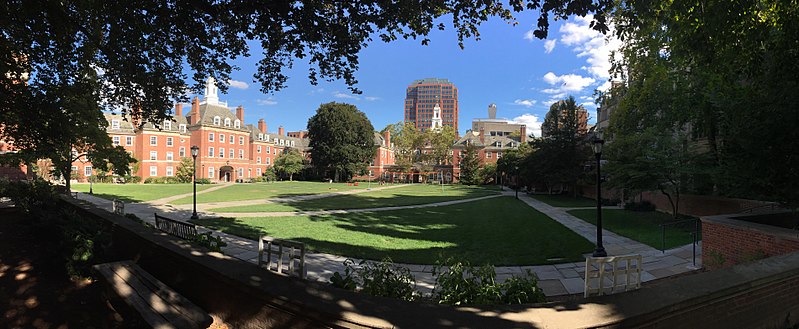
451;105;527;181
404;78;459;132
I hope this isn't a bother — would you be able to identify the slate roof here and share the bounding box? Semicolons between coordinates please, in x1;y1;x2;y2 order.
453;133;522;150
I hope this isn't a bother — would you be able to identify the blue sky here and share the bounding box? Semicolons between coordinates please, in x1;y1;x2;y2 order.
196;15;619;137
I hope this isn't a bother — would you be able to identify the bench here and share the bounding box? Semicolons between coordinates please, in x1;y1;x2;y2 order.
93;261;211;329
154;213;198;240
584;254;643;297
258;236;306;279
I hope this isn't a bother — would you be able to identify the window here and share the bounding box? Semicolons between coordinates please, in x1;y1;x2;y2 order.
266;146;271;153
229;135;234;144
150;136;157;145
213;116;221;125
84;166;93;177
111;120;120;129
164;121;171;130
266;157;271;165
208;147;214;157
238;149;244;159
279;139;284;146
219;134;224;143
166;137;173;146
239;136;244;145
112;136;120;145
257;146;261;153
229;149;234;158
209;133;214;142
150;151;157;160
179;147;185;158
126;136;134;146
234;120;241;128
208;167;214;178
258;133;263;140
149;166;157;176
497;152;503;158
179;124;187;133
486;151;492;159
166;166;174;176
256;168;261;176
237;168;243;178
224;118;231;127
257;157;261;164
291;141;295;147
166;152;174;161
219;148;224;158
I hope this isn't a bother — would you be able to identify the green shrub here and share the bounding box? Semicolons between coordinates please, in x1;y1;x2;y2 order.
432;258;546;305
330;258;417;301
190;232;227;252
124;175;142;183
196;178;212;184
144;176;183;184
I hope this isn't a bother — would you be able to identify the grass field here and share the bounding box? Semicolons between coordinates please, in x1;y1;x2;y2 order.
531;194;596;208
194;196;595;265
170;181;371;205
208;184;500;212
568;209;698;250
71;183;213;202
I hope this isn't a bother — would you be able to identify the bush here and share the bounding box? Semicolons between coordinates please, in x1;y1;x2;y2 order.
432;258;546;305
196;178;212;184
124;175;142;184
190;232;227;253
330;258;417;301
143;176;183;184
624;200;656;212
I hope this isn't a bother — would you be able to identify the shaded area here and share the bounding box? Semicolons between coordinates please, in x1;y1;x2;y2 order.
733;212;799;230
530;194;596;208
194;197;595;265
0;208;139;328
568;209;697;249
210;184;499;212
171;181;370;205
72;183;213;203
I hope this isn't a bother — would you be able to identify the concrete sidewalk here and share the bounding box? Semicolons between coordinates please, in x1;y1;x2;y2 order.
73;189;702;297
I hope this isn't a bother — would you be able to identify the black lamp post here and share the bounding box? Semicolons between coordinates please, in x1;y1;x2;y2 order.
514;165;519;199
190;145;199;220
591;131;607;257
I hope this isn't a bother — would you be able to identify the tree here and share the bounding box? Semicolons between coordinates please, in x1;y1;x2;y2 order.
498;142;533;187
459;143;482;185
175;157;195;183
307;103;376;182
387;122;425;171
425;126;458;166
274;150;305;181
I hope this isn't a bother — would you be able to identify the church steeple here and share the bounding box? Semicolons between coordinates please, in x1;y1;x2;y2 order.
431;103;443;131
204;76;219;105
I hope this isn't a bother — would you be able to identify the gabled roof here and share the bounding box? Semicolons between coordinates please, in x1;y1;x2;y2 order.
189;103;246;131
104;113;136;134
453;133;521;150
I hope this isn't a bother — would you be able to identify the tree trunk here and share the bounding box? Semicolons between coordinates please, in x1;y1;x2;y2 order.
289;173;293;181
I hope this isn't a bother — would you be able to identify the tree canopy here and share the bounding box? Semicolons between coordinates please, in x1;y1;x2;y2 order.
274;149;305;181
307;102;376;181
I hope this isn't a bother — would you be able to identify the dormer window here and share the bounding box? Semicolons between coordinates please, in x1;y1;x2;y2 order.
258;133;263;140
224;118;231;127
234;119;241;128
213;116;221;125
111;120;120;129
179;124;187;133
494;141;501;147
291;140;295;147
509;142;516;148
164;121;171;130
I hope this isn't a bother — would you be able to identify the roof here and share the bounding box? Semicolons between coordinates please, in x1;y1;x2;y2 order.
410;78;453;85
453;133;522;150
104;113;136;134
187;103;247;132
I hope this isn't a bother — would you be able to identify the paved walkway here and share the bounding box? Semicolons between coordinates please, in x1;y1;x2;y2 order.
72;188;702;297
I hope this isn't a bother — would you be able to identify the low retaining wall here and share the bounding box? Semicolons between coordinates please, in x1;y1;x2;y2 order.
64;197;799;328
702;213;799;270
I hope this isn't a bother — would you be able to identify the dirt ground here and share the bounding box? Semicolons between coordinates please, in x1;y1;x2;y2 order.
0;207;139;329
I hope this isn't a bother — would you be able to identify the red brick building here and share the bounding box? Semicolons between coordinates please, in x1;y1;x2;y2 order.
404;78;459;132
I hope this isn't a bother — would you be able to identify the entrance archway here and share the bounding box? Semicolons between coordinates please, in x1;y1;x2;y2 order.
219;166;233;182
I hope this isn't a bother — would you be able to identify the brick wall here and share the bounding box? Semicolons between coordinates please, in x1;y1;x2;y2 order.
702;214;799;270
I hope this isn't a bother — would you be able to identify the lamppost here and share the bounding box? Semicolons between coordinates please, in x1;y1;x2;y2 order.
514;165;519;199
591;131;607;257
190;146;199;220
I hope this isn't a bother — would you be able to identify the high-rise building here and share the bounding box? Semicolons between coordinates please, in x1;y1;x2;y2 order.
404;78;458;132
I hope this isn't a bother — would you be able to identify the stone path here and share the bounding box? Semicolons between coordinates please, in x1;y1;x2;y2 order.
72;187;702;297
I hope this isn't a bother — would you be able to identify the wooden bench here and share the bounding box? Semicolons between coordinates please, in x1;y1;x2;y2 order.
155;213;198;240
258;236;306;279
93;261;211;329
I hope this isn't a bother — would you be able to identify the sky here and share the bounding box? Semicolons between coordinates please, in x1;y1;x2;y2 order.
196;14;620;137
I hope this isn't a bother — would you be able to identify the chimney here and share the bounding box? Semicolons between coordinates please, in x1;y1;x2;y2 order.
383;130;391;147
190;97;200;125
258;119;266;134
479;127;485;144
174;103;183;117
236;105;244;121
278;126;284;136
520;125;527;143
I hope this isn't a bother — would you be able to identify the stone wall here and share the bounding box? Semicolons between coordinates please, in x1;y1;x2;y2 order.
702;213;799;270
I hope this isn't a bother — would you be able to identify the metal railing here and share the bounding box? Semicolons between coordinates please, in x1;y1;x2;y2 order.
154;213;198;240
660;218;700;267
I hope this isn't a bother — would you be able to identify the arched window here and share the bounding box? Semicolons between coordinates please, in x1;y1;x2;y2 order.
213;116;221;125
224;118;231;127
234;119;241;128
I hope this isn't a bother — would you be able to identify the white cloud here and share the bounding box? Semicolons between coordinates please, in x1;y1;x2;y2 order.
581;102;597;108
544;39;556;53
511;114;544;137
523;30;535;41
542;72;596;94
513;99;537;107
558;14;621;80
228;79;249;89
256;98;277;106
309;87;326;95
364;96;380;101
333;92;359;100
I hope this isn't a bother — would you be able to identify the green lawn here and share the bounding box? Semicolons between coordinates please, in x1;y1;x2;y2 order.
568;209;698;250
71;183;213;202
193;196;595;265
170;181;371;205
208;184;500;212
531;194;596;208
